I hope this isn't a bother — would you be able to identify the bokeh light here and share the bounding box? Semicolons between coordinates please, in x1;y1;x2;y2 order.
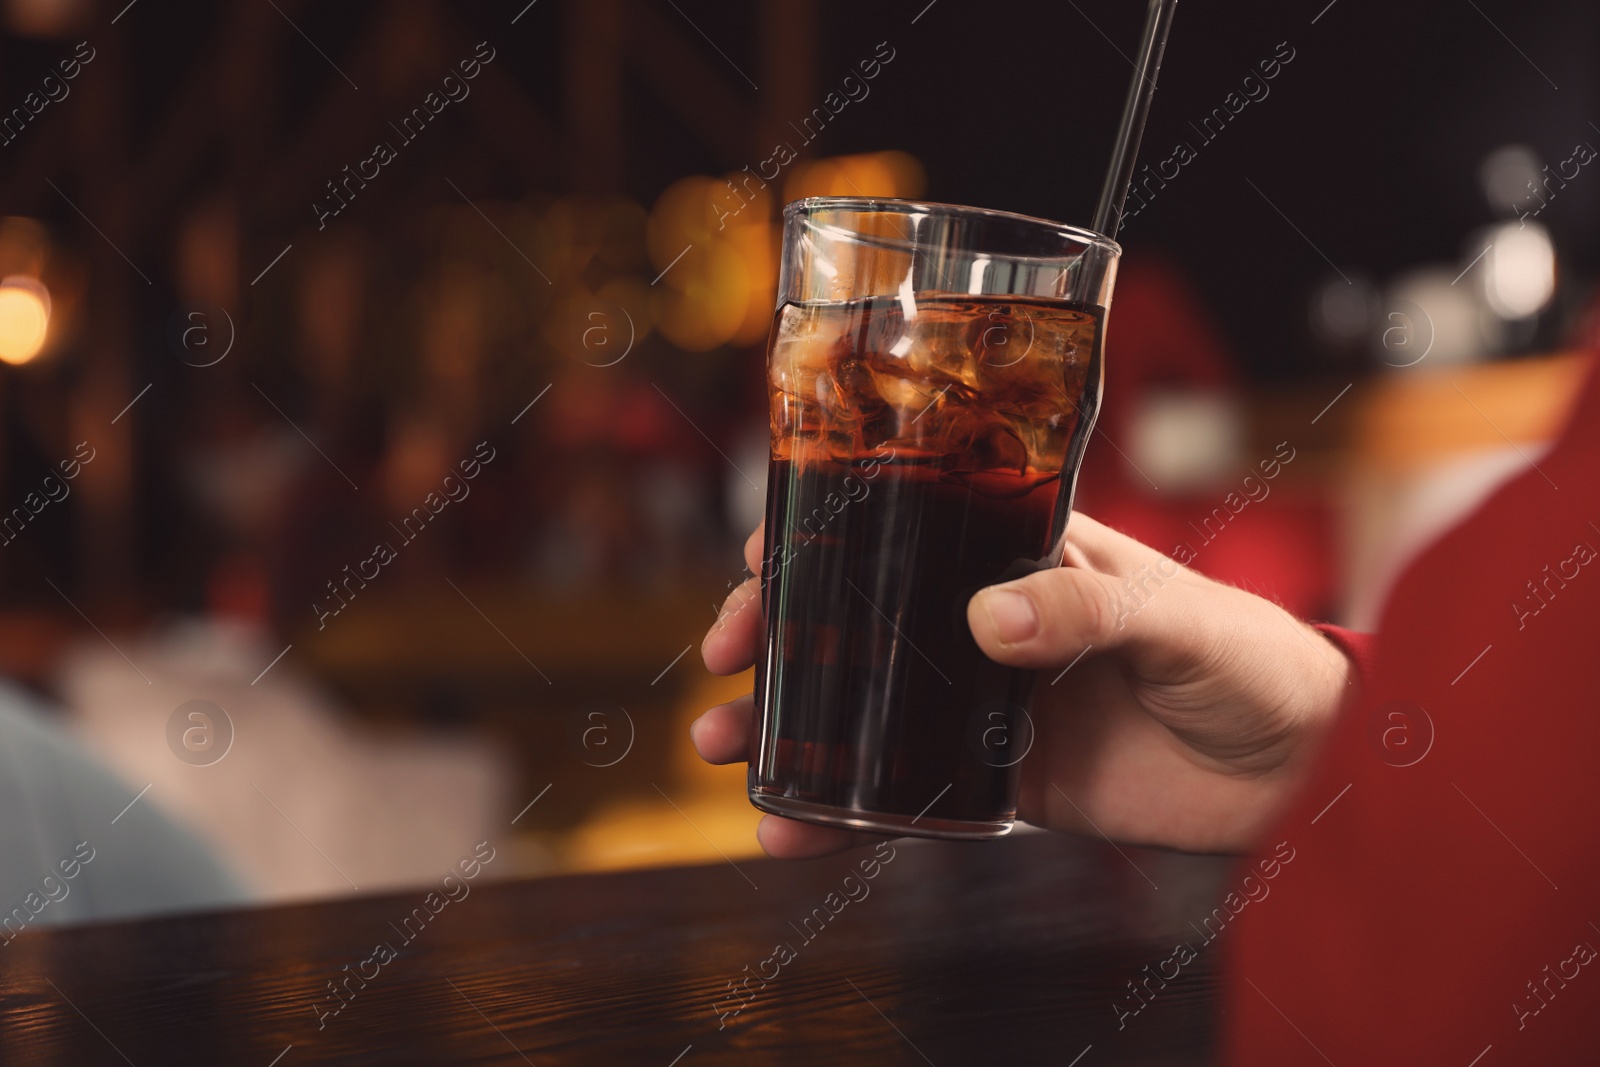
1483;221;1556;320
647;176;766;351
0;275;50;365
783;150;926;203
644;153;924;352
1478;144;1542;218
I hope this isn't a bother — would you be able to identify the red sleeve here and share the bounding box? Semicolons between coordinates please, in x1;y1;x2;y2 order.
1311;623;1377;690
1224;355;1600;1065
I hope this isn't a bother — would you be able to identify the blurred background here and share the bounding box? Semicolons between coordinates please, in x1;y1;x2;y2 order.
0;0;1594;910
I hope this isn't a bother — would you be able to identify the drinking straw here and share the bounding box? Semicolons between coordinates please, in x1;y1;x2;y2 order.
1091;0;1180;240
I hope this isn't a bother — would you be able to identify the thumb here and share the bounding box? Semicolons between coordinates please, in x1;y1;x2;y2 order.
967;561;1201;672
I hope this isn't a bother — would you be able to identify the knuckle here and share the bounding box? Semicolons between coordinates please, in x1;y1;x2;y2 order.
1076;572;1121;642
1036;567;1116;645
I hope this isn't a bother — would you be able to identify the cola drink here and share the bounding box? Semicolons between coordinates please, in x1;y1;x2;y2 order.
751;294;1104;837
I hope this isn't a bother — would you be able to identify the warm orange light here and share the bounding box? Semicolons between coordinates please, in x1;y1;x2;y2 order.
782;150;926;203
645;175;780;351
651;242;751;351
642;154;925;352
0;276;49;365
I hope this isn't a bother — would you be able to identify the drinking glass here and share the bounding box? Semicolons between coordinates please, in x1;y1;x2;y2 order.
750;198;1120;839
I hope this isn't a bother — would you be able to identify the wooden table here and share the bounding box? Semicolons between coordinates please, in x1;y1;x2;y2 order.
0;832;1232;1065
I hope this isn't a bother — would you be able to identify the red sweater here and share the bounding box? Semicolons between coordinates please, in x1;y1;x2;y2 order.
1224;358;1600;1063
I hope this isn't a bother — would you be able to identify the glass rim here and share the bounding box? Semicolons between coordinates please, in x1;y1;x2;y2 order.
783;196;1122;260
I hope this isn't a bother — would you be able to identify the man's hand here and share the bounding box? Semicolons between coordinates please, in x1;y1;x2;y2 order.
695;513;1352;857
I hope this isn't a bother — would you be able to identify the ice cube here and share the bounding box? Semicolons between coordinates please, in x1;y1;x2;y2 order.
766;297;1097;474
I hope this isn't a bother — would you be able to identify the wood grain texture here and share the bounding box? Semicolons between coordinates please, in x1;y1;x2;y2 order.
0;832;1233;1065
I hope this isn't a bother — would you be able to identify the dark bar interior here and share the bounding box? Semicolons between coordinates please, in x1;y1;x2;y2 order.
0;1;1596;1063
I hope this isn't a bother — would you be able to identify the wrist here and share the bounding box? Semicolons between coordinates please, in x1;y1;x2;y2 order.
1219;623;1360;850
1311;624;1377;693
1281;621;1357;762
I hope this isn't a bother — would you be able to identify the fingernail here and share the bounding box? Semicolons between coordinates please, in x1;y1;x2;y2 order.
689;715;706;748
982;588;1038;645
